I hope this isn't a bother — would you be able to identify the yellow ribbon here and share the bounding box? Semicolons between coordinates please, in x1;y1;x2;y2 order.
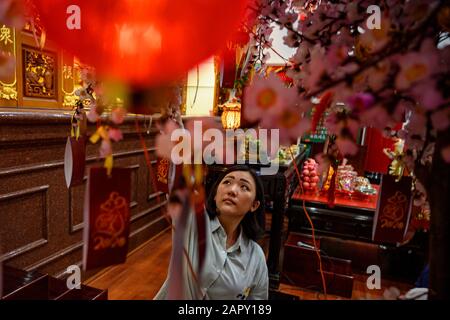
104;154;113;176
89;126;108;144
90;126;114;176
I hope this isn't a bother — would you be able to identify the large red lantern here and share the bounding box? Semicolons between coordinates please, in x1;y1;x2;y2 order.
32;0;251;86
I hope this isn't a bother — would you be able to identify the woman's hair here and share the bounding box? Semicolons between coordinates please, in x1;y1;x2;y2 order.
205;165;266;241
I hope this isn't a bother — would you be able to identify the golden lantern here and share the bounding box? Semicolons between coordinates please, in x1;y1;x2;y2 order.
221;99;241;129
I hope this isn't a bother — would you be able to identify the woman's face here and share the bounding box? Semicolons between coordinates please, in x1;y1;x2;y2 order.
214;170;260;218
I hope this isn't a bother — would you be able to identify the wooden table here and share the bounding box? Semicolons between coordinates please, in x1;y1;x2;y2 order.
289;186;379;242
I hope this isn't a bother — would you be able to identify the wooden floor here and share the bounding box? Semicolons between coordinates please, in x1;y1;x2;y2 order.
85;227;413;300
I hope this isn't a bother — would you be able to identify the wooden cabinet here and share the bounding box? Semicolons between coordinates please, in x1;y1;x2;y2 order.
282;232;354;298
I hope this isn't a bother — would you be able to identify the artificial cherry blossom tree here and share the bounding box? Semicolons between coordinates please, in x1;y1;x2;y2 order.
242;0;449;299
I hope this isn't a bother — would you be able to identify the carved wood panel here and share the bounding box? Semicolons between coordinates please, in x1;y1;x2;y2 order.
22;45;57;99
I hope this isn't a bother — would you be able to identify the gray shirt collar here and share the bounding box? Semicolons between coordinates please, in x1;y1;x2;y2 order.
210;216;249;254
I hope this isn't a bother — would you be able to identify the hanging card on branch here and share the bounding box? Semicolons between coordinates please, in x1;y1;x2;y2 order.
64;136;87;188
83;167;132;271
372;174;413;244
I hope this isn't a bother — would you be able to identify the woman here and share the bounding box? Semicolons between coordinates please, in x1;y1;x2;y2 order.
155;165;268;300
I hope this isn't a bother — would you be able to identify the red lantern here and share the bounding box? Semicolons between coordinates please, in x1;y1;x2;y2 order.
32;0;251;86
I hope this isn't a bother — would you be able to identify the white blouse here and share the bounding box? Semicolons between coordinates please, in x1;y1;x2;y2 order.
154;209;268;300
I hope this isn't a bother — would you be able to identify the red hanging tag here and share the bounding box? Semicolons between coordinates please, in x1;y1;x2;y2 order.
372;174;413;244
155;157;171;193
64;135;87;188
83;167;132;271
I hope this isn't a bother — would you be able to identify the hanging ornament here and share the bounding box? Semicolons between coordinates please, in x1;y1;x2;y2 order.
32;0;251;86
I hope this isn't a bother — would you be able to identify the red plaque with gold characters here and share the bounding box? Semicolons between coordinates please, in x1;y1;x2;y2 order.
372;174;413;244
83;167;132;271
156;157;171;193
155;158;184;193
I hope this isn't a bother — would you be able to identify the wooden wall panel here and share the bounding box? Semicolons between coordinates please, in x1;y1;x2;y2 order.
0;185;49;261
0;110;169;280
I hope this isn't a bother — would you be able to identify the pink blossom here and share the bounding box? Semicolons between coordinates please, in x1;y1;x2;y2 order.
325;113;360;141
367;60;391;92
278;11;298;26
441;145;450;163
402;0;439;28
301;45;326;93
346;2;363;22
411;80;445;111
431;109;450;131
155;119;182;159
336;137;358;156
440;46;450;73
283;30;301;48
289;46;309;65
99;139;112;157
243;73;298;123
359;106;392;130
358;16;391;53
261;105;311;145
324;112;339;135
291;0;307;7
346;118;361;140
299;14;327;39
393;100;413;123
347;93;375;114
407;112;427;137
0;0;25;28
383;287;401;300
395;39;439;90
332;63;359;83
86;108;100;123
331;83;353;103
111;107;126;125
155;130;175;159
108;128;123;142
330;29;353;47
325;45;349;71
